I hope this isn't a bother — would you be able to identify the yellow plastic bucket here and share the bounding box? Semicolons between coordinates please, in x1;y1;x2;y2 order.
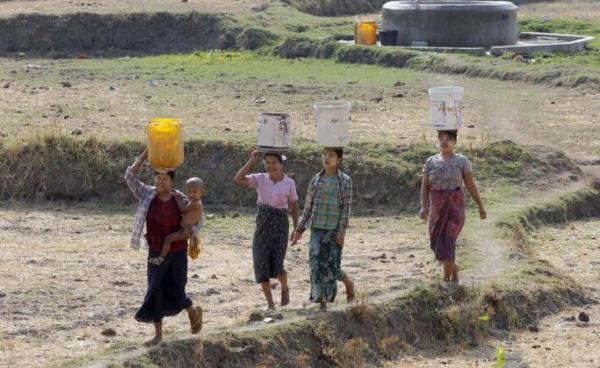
354;21;378;46
147;118;184;170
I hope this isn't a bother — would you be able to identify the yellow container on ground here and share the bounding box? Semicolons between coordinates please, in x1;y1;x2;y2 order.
147;118;184;170
354;21;378;46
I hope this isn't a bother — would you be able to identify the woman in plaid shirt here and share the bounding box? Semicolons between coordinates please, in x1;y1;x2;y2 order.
124;149;202;346
291;148;355;312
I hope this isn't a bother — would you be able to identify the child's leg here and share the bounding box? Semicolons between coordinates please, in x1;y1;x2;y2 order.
161;229;187;259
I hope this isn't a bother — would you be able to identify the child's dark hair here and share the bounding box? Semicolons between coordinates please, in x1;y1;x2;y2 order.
437;130;458;141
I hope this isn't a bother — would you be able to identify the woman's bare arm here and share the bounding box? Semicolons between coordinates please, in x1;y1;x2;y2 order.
463;172;486;220
419;173;431;221
234;150;260;187
289;200;300;230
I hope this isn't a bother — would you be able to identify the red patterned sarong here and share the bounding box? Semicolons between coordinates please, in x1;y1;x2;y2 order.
428;188;466;262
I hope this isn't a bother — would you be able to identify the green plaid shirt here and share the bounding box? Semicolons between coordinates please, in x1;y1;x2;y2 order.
297;169;352;237
311;176;341;230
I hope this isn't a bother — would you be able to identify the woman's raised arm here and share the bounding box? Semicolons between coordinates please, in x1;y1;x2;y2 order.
234;150;261;188
124;149;152;199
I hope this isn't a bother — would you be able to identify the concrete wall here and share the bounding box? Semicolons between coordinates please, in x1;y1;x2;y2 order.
381;1;518;47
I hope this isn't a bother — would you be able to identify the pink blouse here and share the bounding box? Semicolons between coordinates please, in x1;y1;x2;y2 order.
246;173;299;209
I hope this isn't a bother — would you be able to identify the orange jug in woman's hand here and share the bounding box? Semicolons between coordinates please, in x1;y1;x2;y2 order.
147;118;184;170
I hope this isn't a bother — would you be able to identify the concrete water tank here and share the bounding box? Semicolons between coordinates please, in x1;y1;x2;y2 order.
381;1;518;47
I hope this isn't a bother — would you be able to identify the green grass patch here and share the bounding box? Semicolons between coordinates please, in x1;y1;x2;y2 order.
237;2;354;40
50;50;422;87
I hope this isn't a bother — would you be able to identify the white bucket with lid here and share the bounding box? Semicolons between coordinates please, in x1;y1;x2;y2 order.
257;113;292;151
428;86;464;130
314;101;352;147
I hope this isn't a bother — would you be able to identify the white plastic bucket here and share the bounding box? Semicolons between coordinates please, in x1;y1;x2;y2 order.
428;86;464;130
257;113;292;151
314;101;352;147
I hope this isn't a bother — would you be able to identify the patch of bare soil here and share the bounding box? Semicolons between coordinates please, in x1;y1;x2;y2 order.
0;204;435;367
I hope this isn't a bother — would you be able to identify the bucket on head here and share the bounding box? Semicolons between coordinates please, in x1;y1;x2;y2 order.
147;118;184;170
354;21;378;46
427;86;464;130
314;101;352;148
257;113;292;152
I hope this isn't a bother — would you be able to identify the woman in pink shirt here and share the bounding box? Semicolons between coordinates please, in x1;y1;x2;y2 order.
234;150;300;310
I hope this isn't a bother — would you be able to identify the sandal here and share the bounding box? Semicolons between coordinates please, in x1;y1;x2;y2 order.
191;306;203;334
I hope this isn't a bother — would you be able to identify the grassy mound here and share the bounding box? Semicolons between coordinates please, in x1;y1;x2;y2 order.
115;280;586;367
275;35;600;91
281;0;387;16
499;188;600;249
0;135;566;211
0;12;243;55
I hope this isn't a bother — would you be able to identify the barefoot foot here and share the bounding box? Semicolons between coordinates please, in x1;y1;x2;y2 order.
346;281;356;304
319;301;327;312
143;336;162;347
190;306;203;334
451;265;460;283
281;287;290;306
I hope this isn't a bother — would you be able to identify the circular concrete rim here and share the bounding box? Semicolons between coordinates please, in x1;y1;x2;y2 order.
383;1;518;11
